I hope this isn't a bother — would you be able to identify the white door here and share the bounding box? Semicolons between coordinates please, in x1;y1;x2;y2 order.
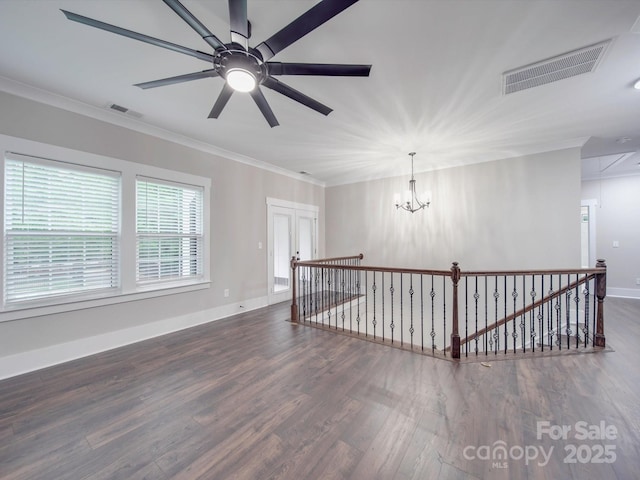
268;206;294;304
296;210;316;261
267;200;318;305
580;200;597;268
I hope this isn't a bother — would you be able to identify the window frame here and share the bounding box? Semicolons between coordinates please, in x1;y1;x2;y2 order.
0;134;210;322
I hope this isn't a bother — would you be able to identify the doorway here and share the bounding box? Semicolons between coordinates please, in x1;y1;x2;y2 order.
267;198;318;304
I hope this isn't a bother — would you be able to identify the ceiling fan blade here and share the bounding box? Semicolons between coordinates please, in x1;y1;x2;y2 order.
61;10;213;63
255;0;359;61
135;69;219;89
208;83;234;118
249;87;280;128
249;88;279;128
229;0;249;50
267;62;371;76
163;0;225;50
262;77;332;116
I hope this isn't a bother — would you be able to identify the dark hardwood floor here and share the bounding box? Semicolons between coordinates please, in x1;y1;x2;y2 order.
1;297;639;479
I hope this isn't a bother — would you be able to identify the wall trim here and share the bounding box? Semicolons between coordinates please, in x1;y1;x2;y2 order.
608;287;640;299
0;295;268;380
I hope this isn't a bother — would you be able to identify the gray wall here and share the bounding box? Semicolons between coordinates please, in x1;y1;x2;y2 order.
326;148;582;271
0;89;588;376
0;91;325;363
582;175;640;297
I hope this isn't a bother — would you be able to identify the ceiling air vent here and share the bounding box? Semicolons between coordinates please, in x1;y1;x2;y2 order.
502;39;611;95
106;102;143;119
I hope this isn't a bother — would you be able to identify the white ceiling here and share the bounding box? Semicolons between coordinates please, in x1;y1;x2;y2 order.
1;0;640;185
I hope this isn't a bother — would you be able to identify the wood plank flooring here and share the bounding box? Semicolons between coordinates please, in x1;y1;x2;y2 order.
1;296;639;479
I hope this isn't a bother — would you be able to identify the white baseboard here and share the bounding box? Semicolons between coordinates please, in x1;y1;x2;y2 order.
608;288;640;299
0;296;268;380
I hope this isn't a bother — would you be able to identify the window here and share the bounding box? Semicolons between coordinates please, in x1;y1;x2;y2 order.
4;154;119;305
136;178;203;285
1;134;210;320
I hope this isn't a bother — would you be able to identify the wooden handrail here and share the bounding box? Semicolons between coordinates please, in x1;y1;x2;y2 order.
462;267;605;276
293;261;451;277
301;253;363;264
446;273;595;351
295;257;604;279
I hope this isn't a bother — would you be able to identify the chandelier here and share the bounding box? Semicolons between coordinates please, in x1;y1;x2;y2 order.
394;152;430;213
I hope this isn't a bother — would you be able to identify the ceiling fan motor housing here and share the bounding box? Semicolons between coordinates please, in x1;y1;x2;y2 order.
215;47;265;84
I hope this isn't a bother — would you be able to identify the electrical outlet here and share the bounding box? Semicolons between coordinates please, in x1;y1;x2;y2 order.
636;278;640;286
224;289;229;298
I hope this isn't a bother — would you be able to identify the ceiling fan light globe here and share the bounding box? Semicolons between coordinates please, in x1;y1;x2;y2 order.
634;79;640;90
227;68;257;92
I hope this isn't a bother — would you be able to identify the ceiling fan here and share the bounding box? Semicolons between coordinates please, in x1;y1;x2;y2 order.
62;0;371;127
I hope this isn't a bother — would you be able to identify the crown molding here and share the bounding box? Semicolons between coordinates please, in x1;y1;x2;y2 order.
0;76;325;187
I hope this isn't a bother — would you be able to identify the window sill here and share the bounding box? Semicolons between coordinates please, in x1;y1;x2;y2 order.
0;280;211;323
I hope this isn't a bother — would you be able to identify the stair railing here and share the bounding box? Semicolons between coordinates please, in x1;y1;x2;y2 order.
291;255;607;359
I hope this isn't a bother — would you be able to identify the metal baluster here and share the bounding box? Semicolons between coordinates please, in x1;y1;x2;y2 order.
400;274;404;346
565;274;572;350
549;276;555;350
335;268;340;329
421;274;424;351
382;272;385;342
389;272;395;344
410;274;415;349
320;267;324;326
583;276;590;347
491;276;498;355
326;267;332;328
476;275;493;355
512;275;518;354
443;275;446;356
539;276;545;352
530;274;536;353
340;267;346;332
372;271;377;339
574;274;580;348
312;266;317;325
555;275;562;349
592;276;597;346
465;275;476;355
303;266;308;319
351;259;355;332
363;270;368;335
502;276;507;355
464;276;468;357
356;267;361;334
430;274;436;353
521;275;526;353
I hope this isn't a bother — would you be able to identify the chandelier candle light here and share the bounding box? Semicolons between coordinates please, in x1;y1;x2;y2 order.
394;152;431;213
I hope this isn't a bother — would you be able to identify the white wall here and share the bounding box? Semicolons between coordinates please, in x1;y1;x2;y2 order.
326;148;582;271
582;175;640;298
0;91;325;378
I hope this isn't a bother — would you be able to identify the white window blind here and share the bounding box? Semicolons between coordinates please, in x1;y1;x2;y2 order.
4;154;120;305
136;177;203;285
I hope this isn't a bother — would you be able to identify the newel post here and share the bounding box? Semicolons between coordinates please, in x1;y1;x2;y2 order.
594;259;607;347
290;256;298;323
450;262;461;359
